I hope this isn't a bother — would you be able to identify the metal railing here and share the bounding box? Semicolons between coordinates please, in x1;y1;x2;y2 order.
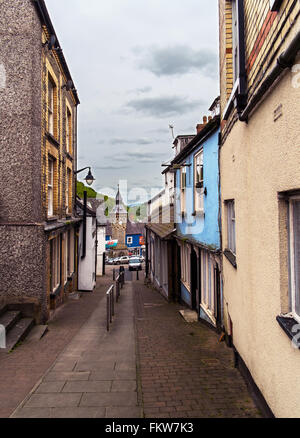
106;270;125;331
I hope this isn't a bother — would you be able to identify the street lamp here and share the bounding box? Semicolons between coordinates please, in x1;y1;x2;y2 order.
74;167;95;186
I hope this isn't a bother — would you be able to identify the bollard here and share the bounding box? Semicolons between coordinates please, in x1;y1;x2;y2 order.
112;285;115;317
113;268;115;281
136;270;139;281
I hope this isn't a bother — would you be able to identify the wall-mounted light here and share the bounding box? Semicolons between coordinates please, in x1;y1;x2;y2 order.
74;167;95;186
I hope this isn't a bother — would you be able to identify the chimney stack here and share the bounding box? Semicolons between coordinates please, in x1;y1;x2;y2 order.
196;115;208;134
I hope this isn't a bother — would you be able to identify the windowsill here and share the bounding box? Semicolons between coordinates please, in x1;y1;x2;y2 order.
50;285;62;298
224;249;237;268
46;132;60;148
192;210;205;218
276;316;300;349
47;215;59;222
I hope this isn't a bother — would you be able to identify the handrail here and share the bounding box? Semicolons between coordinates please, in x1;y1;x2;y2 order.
106;270;125;331
106;285;114;332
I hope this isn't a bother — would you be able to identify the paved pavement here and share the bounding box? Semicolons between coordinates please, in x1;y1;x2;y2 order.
11;266;141;418
6;266;262;418
133;278;262;418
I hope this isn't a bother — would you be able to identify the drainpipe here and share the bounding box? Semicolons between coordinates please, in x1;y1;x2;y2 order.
240;30;300;122
145;227;149;278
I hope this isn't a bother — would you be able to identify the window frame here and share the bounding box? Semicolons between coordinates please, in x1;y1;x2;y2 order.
50;236;61;293
66;106;72;154
47;74;55;136
289;196;300;323
194;149;204;214
127;236;133;245
48;157;54;217
180;167;187;214
226;200;236;255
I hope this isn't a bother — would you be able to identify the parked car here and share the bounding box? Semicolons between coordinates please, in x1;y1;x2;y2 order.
129;257;142;271
113;258;121;265
106;258;114;265
119;256;130;264
139;256;145;263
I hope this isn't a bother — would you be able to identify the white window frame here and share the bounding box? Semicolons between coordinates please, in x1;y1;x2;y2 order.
68;228;75;276
180;243;191;292
48;157;54;217
289;196;300;323
48;75;55;135
66;107;72;154
180;167;187;214
200;250;216;324
66;168;71;214
227;200;236;255
194;150;204;213
127;236;133;245
64;232;68;284
51;236;61;293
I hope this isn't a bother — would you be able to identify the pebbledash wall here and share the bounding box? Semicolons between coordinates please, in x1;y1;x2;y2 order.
0;1;46;316
0;0;79;322
219;0;300;418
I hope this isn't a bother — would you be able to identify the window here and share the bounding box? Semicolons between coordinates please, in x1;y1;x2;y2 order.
270;0;283;11
180;244;191;291
66;168;71;214
194;150;204;213
50;236;61;292
66;107;72;154
227;200;236;255
200;250;216;322
64;232;68;284
48;157;54;217
180;167;187;213
68;228;75;276
127;236;133;245
48;75;55;136
289;198;300;323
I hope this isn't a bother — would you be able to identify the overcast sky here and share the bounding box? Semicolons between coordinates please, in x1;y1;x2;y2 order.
46;0;219;203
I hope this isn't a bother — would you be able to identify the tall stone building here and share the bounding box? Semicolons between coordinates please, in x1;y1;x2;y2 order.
0;0;81;322
110;187;129;257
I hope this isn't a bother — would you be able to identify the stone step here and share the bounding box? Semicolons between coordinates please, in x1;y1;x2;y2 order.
4;318;35;352
0;311;22;333
25;325;48;343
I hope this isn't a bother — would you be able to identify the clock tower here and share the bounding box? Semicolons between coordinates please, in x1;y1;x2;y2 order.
110;186;128;256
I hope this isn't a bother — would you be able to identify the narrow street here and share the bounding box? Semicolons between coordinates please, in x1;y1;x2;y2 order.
1;267;262;419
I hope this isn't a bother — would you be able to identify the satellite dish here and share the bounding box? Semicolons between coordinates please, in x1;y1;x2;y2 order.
48;35;56;51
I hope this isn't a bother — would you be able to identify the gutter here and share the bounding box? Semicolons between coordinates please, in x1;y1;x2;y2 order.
239;30;300;122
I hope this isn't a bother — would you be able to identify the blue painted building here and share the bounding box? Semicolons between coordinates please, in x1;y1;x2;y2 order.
106;222;145;256
172;108;223;329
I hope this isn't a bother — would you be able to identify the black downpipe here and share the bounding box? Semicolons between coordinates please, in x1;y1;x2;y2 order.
240;30;300;121
82;191;87;259
145;227;149;278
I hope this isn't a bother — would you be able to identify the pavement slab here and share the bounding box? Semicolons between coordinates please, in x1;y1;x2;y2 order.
7;266;262;418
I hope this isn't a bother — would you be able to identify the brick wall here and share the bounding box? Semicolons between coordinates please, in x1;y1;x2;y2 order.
219;0;300;132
